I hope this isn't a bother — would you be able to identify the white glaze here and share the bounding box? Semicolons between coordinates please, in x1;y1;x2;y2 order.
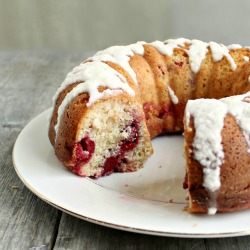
149;39;240;73
227;44;242;50
150;38;190;56
208;207;217;215
186;40;208;73
168;86;179;104
248;75;250;82
54;61;135;139
186;99;227;193
209;42;237;70
243;56;249;62
88;43;145;84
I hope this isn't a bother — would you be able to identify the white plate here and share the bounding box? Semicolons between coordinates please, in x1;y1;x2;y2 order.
13;109;250;238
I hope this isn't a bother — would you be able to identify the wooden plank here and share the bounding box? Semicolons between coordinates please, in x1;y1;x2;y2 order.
54;212;250;250
0;126;60;249
0;51;79;249
204;236;250;250
0;51;92;249
53;213;206;250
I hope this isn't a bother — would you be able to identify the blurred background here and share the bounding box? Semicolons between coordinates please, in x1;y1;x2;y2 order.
0;0;250;52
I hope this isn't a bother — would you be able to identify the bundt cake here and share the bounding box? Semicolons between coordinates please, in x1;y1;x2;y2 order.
184;93;250;214
49;38;250;214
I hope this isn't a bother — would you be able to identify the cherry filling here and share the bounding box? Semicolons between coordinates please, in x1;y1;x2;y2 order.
72;135;95;175
183;172;188;189
102;156;119;176
101;119;140;176
120;121;139;152
174;61;184;68
159;103;174;118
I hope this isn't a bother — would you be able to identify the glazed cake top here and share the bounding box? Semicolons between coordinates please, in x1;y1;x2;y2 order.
185;91;250;214
52;38;249;139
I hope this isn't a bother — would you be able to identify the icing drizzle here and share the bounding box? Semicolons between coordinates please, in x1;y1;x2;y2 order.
168;86;179;104
209;42;237;70
185;40;208;73
150;38;188;56
186;91;250;213
244;56;250;62
150;39;240;73
186;99;226;193
87;43;145;83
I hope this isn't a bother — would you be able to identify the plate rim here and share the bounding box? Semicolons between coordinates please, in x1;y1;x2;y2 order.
12;108;250;238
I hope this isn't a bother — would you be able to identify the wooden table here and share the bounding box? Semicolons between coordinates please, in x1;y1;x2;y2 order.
1;51;250;250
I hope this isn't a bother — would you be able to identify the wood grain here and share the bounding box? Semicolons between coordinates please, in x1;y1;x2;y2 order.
53;213;206;250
